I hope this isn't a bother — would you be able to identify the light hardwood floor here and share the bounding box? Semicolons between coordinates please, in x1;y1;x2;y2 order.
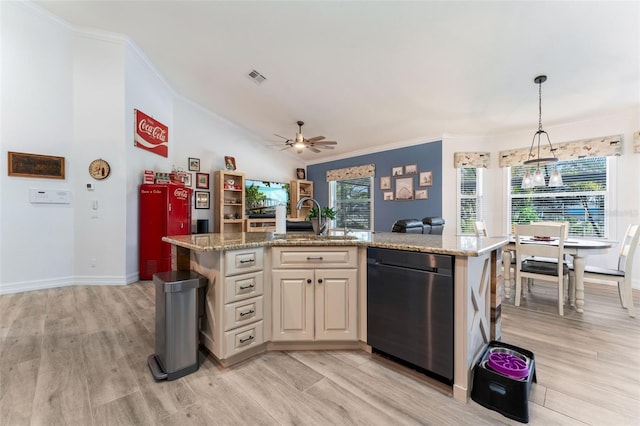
1;279;638;425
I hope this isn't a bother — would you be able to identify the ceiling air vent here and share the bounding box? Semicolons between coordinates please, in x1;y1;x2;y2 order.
248;69;266;84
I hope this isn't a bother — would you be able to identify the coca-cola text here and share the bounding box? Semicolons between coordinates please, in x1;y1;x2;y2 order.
138;119;167;142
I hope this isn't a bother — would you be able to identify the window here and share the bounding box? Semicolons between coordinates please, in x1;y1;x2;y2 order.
509;156;608;238
457;168;483;235
329;177;373;231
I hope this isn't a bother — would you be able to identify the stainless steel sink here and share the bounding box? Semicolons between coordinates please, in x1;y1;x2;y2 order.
278;233;317;241
316;235;359;240
274;233;358;241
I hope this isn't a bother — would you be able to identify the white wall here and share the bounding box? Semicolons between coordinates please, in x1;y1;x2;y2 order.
0;3;303;294
1;2;75;291
73;32;128;284
443;107;640;288
124;43;176;280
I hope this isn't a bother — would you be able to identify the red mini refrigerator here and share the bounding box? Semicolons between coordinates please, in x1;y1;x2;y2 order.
139;184;192;279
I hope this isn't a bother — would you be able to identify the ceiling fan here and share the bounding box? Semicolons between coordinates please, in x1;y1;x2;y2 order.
274;121;337;153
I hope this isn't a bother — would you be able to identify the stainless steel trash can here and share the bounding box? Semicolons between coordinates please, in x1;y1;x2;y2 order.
147;270;208;381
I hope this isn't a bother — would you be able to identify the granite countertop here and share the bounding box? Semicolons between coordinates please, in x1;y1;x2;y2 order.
162;231;508;257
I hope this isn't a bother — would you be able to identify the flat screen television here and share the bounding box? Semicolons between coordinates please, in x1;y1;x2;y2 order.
245;180;290;218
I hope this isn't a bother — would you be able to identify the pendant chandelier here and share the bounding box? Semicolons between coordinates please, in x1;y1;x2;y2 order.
521;75;563;189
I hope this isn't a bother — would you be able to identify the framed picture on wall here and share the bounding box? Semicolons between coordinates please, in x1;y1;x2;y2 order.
196;172;209;189
380;176;391;189
395;177;414;200
195;191;210;209
383;191;394;201
405;164;418;174
415;189;428;200
419;171;433;186
188;157;200;171
392;166;403;176
8;151;65;179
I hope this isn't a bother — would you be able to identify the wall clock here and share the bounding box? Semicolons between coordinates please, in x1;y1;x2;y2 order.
89;158;111;180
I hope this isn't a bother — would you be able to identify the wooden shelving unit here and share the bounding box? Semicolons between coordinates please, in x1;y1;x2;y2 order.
214;170;245;233
246;218;277;232
289;180;314;219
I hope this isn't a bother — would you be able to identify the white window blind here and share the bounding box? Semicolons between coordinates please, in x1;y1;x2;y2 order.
330;177;373;231
509;157;608;238
458;168;483;235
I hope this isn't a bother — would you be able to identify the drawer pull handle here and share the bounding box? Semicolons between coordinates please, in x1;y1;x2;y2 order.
306;256;324;261
239;309;255;317
307;279;312;284
239;258;255;264
239;284;255;290
239;335;254;344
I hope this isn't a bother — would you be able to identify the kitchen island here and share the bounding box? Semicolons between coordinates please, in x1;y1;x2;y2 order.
162;231;508;402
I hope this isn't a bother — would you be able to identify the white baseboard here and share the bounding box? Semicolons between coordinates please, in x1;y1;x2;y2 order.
0;276;74;295
0;274;134;295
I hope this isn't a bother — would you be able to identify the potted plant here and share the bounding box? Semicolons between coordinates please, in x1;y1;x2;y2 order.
306;206;337;234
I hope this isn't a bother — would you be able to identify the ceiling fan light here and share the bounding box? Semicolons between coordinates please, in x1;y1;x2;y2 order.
295;132;304;143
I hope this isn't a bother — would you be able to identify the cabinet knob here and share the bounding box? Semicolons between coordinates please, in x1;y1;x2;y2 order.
306;279;312;284
317;278;323;284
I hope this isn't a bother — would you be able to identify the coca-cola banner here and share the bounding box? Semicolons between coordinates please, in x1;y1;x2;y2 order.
134;109;168;157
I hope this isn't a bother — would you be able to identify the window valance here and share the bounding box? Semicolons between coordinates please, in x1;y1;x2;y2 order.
498;134;622;167
326;164;375;182
453;152;490;168
634;131;640;154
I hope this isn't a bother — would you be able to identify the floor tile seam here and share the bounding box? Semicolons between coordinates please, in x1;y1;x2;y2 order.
88;387;146;418
542;387;636;425
538;375;640;418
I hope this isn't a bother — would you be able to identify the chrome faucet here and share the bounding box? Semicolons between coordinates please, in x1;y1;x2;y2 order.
296;197;322;235
341;208;351;236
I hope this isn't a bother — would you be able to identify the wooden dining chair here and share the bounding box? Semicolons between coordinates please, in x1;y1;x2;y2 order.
527;221;574;291
474;221;488;237
578;224;639;317
514;223;569;315
476;221;518;296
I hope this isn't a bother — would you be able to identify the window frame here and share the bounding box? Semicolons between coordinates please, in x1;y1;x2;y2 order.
329;176;374;231
507;156;611;238
457;167;484;235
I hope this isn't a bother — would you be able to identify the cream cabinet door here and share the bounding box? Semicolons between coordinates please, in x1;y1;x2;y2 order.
271;269;314;341
314;269;358;341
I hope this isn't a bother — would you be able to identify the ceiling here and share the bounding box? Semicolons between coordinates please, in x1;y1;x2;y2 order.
34;1;639;161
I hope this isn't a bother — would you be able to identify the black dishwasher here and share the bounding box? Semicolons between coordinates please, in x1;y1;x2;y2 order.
367;247;454;383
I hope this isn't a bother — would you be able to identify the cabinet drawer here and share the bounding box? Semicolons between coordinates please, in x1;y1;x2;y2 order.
223;296;264;332
224;321;264;357
225;247;264;276
272;247;357;269
224;271;263;303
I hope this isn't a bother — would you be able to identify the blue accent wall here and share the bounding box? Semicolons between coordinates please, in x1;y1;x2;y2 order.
307;140;442;232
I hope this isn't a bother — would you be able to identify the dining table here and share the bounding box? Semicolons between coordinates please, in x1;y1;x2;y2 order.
503;237;613;313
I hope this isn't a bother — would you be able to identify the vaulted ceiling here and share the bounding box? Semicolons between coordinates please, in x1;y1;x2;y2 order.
34;1;639;161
